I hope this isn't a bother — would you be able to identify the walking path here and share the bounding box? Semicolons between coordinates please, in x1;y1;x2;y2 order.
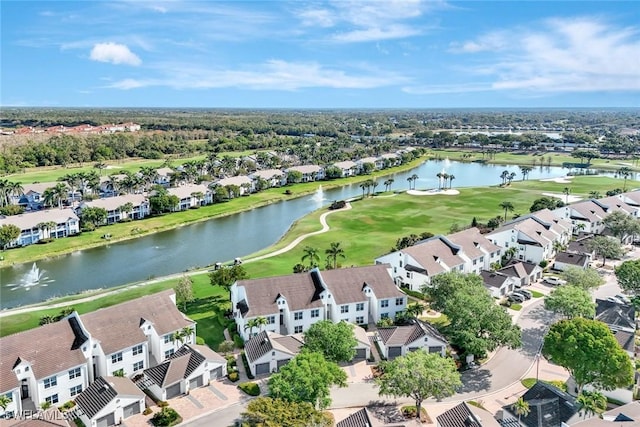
0;203;352;318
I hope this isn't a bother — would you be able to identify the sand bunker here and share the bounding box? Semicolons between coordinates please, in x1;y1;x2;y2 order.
539;176;574;184
407;189;460;196
541;192;582;203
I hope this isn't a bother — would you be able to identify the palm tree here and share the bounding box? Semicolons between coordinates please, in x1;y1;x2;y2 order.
519;165;533;180
617;166;632;191
254;316;269;333
500;170;510;185
410;174;419;190
0;393;12;414
59;173;81;202
118;202;134;220
407;176;413;190
436;172;443;190
93;162;108;176
563;187;571;204
507;172;517;185
360;182;368;199
6;181;24;205
244;318;261;338
173;326;194;346
0;179;9;207
383;178;394;192
371;180;379;195
405;302;425;318
301;246;320;269
577;390;607;419
511;397;530;423
325;241;346;269
499;201;515;221
589;191;601;199
139;166;158;191
448;174;455;189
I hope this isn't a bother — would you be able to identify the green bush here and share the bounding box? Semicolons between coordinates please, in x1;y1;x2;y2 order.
195;336;205;345
228;371;239;382
73;419;86;427
241;351;255;379
539;260;548;268
521;378;537;388
238;382;261;396
158;401;169;408
233;333;244;349
402;289;429;301
151;407;181;427
143;407;153;415
59;400;76;411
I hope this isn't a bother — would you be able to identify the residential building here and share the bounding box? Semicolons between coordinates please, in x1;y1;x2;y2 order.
213;176;254;196
498;261;543;287
154;168;174;187
352;324;372;360
0;209;80;248
335;406;406;427
553;197;637;237
357;156;384;171
480;270;518;298
503;381;581;427
243;331;304;376
571;400;640;426
375;319;448;359
250;169;286;188
77;194;149;224
332;161;358;177
436;402;502;427
14;183;55;209
74;376;144;427
617;190;640;210
98;174;127;196
230;265;406;341
487;210;571;264
376;228;501;291
552;251;589;271
167;184;212;210
286;165;325;182
141;344;226;400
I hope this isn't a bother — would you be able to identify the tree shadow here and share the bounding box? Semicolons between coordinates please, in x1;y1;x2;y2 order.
366;401;406;423
458;367;492;393
519;325;548;357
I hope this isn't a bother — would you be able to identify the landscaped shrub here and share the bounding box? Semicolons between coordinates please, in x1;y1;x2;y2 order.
238;382;261;396
329;200;346;210
151;407;181;427
401;405;430;423
59;400;75;411
228;371;239;382
539;260;548;268
233;333;244;349
195;336;205;345
241;351;255;379
158;401;169;408
73;418;86;427
143;407;153;415
402;289;429;301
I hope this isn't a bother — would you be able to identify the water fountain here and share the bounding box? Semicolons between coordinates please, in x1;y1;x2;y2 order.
6;262;54;291
311;185;326;203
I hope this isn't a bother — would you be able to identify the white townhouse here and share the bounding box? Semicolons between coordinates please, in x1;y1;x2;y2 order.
79;290;196;378
0;208;80;247
142;344;227;400
154;167;174;187
357;156;383;171
376;227;502;292
167;183;213;210
214;175;254;196
487;210;572;265
479;270;517;298
98;174;128;196
74;376;145;427
0;318;92;415
286;165;325;182
375;319;448;360
498;261;543;287
553;197;637;236
617;189;640;210
250;169;287;188
243;331;304;376
77;194;149;224
332;161;358;177
380;153;401;167
13;182;53;208
230;265;407;341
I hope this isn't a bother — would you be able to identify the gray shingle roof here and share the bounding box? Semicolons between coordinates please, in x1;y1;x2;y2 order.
480;270;511;289
144;345;206;388
377;319;447;347
554;251;588;266
336;408;372;427
436;402;502;427
75;376;143;419
322;265;403;303
513;381;579;427
596;299;635;332
243;331;303;363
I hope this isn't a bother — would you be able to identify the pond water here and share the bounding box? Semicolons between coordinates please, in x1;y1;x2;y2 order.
0;160;626;308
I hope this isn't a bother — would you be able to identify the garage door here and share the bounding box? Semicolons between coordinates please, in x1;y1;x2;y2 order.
123;402;140;419
408;347;419;353
355;348;367;359
255;363;270;375
166;383;181;399
388;347;402;359
96;413;115;427
210;366;223;380
276;359;290;370
189;376;203;390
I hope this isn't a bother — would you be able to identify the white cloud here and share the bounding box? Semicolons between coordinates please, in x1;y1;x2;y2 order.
434;16;640;94
107;60;407;91
89;42;142;66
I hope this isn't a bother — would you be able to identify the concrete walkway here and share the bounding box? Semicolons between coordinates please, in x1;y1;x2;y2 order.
0;203;352;318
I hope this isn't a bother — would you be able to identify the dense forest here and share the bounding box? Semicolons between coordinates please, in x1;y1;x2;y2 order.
0;109;638;175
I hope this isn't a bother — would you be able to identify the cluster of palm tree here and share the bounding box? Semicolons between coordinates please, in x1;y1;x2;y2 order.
383;178;395;192
244;316;269;337
435;172;455;190
42;183;70;208
172;326;195;346
519;165;533;180
58;170;101;200
0;179;24;207
500;170;517;186
359;179;379;198
406;174;419;190
297;241;347;272
616;166;633;191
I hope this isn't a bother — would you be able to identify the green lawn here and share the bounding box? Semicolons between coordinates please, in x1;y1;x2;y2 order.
0;174;630;345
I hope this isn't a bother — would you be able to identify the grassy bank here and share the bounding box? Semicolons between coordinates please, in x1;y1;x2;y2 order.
1;156;427;266
0;175;630;346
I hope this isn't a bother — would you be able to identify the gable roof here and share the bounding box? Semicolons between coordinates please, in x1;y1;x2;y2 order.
596;299;636;332
377;319;447;347
82;194;147;211
515;381;579;427
447;227;501;259
336;408;372;427
214;175;252;187
0;319;88;393
567;235;595;254
80;290;194;355
333;160;358;169
287;165;322;174
74;376;143;419
322;265;403;303
0;208;79;231
243;330;303;363
403;237;465;276
554;251;589;266
480;270;512;289
436;402;502;427
251;169;285;180
144;345;206;387
167;184;210;200
499;261;540;279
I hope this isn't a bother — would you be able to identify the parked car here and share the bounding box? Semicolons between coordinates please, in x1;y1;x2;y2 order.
508;293;525;303
615;294;631;304
606;296;624;304
543;276;567;286
515;289;532;300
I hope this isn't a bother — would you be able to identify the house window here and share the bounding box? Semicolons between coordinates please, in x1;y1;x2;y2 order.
111;352;123;364
395;298;404;306
406;272;411;278
164;349;175;359
133;361;144;371
132;345;143;356
267;316;275;324
399;260;403;267
294;326;303;334
310;309;320;318
393;267;397;273
45;394;59;405
473;259;477;265
294;311;303;321
43;376;57;389
68;367;81;380
340;305;349;314
380;313;389;319
70;385;82;397
356;303;364;311
164;334;172;344
356;316;364;324
381;300;389;308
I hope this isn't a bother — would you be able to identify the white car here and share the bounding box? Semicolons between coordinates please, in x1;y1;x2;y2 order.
543;276;567;286
615;294;631;304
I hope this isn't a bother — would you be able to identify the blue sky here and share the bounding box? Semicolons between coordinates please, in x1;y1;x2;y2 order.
2;1;639;108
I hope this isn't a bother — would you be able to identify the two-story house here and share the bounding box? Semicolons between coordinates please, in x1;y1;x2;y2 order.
167;184;213;210
77;194;149;224
552;198;636;237
332;161;358;177
230;265;406;341
286;165;325;182
0;209;80;248
250;169;286;188
213;176;254;196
